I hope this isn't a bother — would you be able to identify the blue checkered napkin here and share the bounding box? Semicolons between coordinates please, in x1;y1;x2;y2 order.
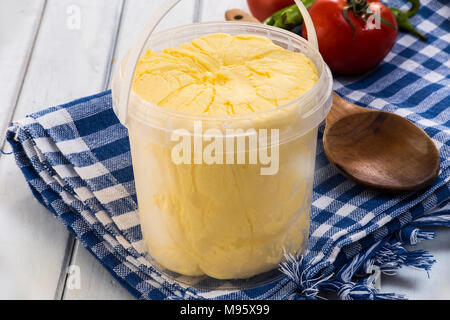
5;0;450;300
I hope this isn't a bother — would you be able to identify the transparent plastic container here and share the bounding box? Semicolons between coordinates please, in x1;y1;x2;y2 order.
112;0;333;289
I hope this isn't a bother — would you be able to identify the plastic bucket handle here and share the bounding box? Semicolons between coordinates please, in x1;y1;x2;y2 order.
117;0;319;125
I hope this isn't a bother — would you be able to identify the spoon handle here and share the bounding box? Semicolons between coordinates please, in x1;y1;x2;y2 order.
225;9;260;23
327;93;367;127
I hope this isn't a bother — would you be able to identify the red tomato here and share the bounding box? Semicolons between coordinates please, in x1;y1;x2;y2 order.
303;0;398;75
247;0;295;21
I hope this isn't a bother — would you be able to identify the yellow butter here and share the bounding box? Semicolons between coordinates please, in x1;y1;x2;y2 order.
132;33;318;116
129;34;318;279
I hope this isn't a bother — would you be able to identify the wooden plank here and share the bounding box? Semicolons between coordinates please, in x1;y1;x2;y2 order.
199;0;249;22
0;161;72;299
63;0;197;300
0;0;45;147
0;0;124;299
12;0;124;119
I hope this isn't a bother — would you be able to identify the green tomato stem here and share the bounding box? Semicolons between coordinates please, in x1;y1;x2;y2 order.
405;0;421;18
389;7;428;41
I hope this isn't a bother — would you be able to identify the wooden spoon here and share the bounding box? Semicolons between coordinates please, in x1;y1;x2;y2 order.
324;93;440;192
226;10;440;192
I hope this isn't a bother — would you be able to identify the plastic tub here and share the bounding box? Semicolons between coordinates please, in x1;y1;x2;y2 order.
112;0;333;289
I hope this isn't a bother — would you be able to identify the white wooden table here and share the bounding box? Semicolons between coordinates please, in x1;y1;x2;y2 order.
0;0;448;300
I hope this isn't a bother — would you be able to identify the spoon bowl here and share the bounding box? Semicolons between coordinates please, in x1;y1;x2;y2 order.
323;93;440;192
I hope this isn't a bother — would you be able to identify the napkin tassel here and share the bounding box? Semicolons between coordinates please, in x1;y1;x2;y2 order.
322;281;406;300
0;148;12;155
396;226;436;246
282;221;446;300
366;238;436;275
281;250;406;300
326;240;407;300
281;254;334;300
